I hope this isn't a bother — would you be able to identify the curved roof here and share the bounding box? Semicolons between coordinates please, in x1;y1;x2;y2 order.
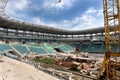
1;0;117;35
0;9;106;35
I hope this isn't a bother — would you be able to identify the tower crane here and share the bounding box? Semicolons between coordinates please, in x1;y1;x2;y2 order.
98;0;120;80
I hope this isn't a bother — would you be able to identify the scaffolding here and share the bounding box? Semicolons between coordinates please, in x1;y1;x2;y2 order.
98;0;120;80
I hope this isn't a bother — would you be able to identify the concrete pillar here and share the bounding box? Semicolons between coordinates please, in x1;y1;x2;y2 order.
68;72;72;80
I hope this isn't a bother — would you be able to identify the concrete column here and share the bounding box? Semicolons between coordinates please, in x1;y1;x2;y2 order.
90;34;93;40
68;72;72;80
5;28;8;36
15;30;18;37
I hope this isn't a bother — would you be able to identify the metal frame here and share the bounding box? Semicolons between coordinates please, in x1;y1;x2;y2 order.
98;0;120;79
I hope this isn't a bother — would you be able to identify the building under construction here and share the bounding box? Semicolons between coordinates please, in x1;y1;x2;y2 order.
0;0;120;80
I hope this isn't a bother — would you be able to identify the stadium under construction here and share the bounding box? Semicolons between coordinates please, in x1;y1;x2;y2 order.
0;0;120;80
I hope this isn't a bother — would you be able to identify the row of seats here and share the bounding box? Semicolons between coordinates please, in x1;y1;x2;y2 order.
54;44;75;53
13;44;29;54
70;43;104;52
28;46;47;54
0;44;52;56
70;43;120;53
0;44;12;52
42;43;57;53
14;43;119;53
17;38;58;42
28;44;41;47
0;44;18;59
0;43;119;55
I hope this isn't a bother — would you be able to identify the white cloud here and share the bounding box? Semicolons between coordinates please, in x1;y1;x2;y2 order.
42;0;75;14
5;0;103;30
96;9;103;17
5;0;30;19
86;7;97;14
68;8;104;30
13;0;30;10
30;17;59;28
31;17;45;25
30;7;104;30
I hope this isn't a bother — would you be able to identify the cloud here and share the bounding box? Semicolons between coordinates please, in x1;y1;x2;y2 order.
5;0;103;30
42;0;75;14
68;8;104;30
30;7;104;30
5;0;30;20
30;17;59;28
86;7;97;14
60;7;104;30
96;9;103;17
31;17;45;25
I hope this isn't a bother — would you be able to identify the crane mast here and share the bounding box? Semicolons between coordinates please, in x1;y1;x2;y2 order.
98;0;120;80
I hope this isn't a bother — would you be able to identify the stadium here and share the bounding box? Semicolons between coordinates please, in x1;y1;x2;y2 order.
0;0;120;80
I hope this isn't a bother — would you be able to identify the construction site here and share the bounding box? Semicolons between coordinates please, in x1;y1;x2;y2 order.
0;0;120;80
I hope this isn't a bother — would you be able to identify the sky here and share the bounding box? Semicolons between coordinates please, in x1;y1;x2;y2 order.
5;0;103;30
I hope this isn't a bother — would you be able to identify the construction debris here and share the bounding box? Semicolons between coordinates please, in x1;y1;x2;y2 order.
55;52;103;77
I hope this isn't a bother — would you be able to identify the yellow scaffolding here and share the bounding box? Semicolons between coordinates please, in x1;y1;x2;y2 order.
98;0;120;80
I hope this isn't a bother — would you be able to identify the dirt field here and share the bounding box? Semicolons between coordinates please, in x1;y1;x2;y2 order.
0;55;59;80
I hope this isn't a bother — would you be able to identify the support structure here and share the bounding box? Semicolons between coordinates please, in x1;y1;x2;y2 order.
98;0;120;80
